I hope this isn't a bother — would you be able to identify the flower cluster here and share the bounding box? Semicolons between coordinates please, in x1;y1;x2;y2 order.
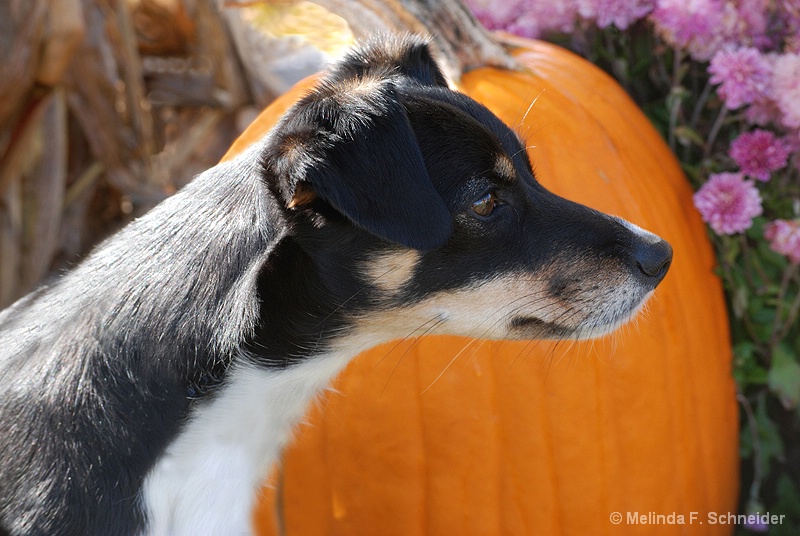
710;49;800;131
650;0;728;60
467;0;578;38
466;0;797;49
576;0;653;30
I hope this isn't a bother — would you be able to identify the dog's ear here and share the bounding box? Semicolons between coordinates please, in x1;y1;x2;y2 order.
265;75;452;250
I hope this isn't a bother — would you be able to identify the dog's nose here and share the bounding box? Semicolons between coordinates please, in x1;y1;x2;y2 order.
634;238;673;286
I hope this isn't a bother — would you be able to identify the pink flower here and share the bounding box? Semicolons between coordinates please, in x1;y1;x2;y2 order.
732;0;772;49
514;0;579;36
728;129;791;181
466;0;519;32
651;0;728;60
693;172;763;235
577;0;654;30
744;97;782;125
466;0;578;38
709;47;771;109
764;219;800;264
779;0;800;52
771;53;800;129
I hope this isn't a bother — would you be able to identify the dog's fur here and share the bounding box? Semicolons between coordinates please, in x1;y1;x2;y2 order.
0;36;672;535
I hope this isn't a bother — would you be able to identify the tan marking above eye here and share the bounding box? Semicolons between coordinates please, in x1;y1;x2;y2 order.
494;156;515;179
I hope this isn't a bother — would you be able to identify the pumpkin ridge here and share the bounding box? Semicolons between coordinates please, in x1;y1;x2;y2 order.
413;344;431;536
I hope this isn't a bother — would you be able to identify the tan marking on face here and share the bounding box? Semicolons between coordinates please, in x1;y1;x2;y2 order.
362;250;421;295
352;274;552;343
353;256;652;344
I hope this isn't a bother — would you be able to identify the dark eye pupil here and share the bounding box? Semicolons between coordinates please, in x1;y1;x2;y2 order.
472;192;496;216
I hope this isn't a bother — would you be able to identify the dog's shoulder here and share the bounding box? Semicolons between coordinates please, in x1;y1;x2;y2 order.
0;131;288;536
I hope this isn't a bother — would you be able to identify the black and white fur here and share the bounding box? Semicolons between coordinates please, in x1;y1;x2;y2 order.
0;36;672;535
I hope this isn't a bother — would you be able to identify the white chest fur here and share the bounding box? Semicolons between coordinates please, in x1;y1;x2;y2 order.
141;352;353;536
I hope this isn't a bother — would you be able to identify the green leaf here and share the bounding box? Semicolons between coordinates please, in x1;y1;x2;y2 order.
740;394;784;477
752;305;776;326
735;342;756;361
770;476;800;536
776;475;800;518
732;285;749;319
768;345;800;410
733;343;769;387
746;217;766;240
674;125;705;147
723;235;741;266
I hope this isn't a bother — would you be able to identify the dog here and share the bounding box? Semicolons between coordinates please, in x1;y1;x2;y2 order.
0;35;672;535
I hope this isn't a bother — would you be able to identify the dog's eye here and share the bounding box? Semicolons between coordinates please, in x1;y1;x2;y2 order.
471;191;497;217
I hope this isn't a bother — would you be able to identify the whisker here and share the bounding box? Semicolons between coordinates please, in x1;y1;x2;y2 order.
381;317;446;395
421;289;561;390
508;337;542;371
420;337;483;395
368;315;443;376
518;88;546;130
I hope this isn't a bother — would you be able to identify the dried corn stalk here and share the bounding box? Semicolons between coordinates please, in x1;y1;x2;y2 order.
1;0;334;308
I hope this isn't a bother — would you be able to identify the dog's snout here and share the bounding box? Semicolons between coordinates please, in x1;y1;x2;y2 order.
634;238;673;285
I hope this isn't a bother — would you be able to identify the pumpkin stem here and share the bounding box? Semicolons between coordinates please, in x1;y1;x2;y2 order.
309;0;518;81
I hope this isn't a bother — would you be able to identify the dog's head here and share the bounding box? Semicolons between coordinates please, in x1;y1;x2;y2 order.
256;35;672;354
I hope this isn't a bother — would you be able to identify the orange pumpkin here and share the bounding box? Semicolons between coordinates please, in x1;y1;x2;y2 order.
223;18;737;536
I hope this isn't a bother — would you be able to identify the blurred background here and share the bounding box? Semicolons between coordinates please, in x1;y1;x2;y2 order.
0;0;354;308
